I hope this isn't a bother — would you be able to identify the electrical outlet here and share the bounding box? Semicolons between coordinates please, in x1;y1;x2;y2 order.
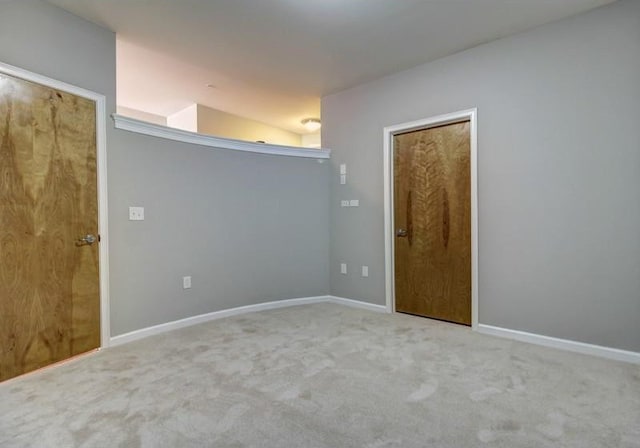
361;266;369;277
129;206;144;221
340;263;347;275
340;164;347;175
349;199;359;207
183;276;192;289
340;174;347;185
341;200;350;207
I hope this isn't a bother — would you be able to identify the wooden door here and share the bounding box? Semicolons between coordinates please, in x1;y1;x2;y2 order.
0;72;100;382
393;121;471;325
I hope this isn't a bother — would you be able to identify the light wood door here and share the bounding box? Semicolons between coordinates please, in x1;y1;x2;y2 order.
0;73;100;382
393;121;471;325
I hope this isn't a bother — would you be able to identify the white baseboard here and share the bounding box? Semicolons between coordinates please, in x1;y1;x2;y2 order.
327;296;388;313
109;296;329;347
109;296;638;365
109;295;386;347
477;324;640;365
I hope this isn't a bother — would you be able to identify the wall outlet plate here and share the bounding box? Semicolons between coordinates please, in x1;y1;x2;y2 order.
340;263;347;274
183;276;192;289
129;206;144;221
341;200;350;207
349;199;359;207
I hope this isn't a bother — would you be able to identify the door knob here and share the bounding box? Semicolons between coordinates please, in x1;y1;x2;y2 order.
396;229;408;237
78;234;97;245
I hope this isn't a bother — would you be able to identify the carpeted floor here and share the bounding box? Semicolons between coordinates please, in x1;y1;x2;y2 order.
1;303;639;447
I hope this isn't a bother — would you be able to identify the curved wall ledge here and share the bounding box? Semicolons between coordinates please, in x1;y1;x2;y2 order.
112;114;331;159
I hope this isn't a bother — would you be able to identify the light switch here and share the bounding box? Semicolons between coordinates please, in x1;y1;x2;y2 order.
129;206;144;221
361;266;369;277
340;164;347;175
340;263;347;275
183;276;192;289
349;199;359;207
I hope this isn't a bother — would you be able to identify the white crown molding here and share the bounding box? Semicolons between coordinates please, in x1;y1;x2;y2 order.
477;324;640;365
112;114;331;159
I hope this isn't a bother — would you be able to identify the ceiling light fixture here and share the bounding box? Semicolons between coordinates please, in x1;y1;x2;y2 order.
301;118;321;132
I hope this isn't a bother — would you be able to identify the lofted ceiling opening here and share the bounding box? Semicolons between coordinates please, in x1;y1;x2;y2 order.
45;0;614;145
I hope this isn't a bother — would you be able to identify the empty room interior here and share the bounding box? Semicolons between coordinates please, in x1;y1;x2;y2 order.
1;0;639;447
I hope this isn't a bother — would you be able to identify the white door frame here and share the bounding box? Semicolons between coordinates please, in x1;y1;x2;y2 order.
383;108;479;329
0;61;111;347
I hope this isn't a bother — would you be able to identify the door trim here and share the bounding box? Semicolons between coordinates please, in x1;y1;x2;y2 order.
383;108;478;329
0;61;111;347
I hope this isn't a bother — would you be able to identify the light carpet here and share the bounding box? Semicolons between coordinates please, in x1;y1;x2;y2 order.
1;303;639;447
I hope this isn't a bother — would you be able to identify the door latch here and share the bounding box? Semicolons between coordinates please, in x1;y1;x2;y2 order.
396;229;408;237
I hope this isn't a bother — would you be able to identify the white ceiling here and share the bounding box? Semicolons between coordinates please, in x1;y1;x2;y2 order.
46;0;614;133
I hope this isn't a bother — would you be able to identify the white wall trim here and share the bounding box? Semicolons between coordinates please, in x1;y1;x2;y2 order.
383;108;479;329
478;324;640;365
110;295;387;346
112;114;331;159
327;296;388;313
0;61;111;348
108;291;640;365
110;296;329;346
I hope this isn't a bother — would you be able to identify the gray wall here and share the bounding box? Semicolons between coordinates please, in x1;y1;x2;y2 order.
108;132;329;335
0;0;330;337
323;0;640;351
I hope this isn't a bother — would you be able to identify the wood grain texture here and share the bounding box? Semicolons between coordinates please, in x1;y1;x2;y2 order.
394;121;471;325
0;73;100;382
